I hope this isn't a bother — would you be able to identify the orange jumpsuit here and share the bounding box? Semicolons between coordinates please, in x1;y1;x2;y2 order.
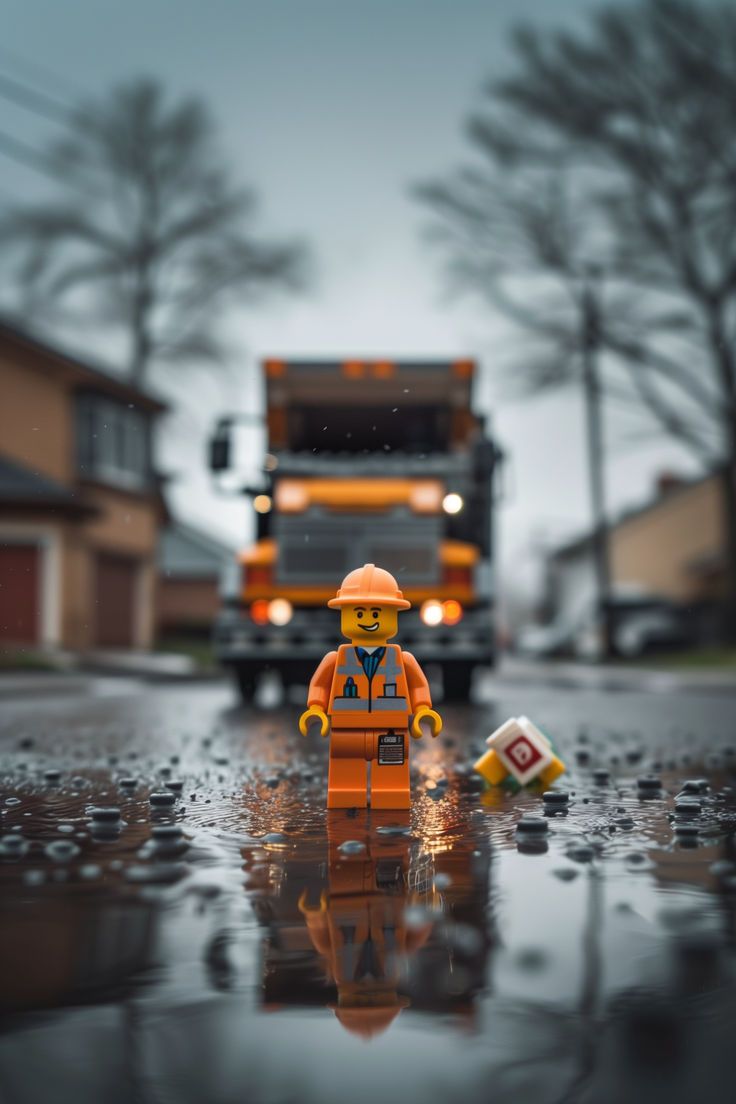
307;643;433;809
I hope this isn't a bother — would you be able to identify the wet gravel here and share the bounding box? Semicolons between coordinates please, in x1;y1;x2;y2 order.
0;675;734;1104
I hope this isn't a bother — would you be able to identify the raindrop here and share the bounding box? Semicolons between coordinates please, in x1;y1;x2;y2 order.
338;840;366;855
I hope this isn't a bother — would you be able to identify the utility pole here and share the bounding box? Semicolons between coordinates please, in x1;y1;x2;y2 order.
581;266;613;659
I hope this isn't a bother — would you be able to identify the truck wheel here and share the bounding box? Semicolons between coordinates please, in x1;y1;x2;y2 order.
442;663;474;701
234;665;258;703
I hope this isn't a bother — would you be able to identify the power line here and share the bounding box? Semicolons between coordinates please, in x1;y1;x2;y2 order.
0;43;88;101
0;66;74;179
0;71;69;123
0;128;55;178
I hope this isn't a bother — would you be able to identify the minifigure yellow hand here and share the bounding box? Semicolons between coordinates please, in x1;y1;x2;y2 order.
299;706;329;738
410;706;442;740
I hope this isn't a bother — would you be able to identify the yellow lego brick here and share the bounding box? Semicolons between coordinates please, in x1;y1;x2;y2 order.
473;747;508;786
538;755;566;787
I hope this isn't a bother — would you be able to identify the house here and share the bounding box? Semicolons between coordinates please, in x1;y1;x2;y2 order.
156;520;235;637
547;471;726;630
0;317;167;651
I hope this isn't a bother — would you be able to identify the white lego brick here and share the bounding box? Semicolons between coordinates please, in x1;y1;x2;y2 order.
485;715;553;786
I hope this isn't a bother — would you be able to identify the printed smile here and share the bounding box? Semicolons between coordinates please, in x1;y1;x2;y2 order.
362;622;380;632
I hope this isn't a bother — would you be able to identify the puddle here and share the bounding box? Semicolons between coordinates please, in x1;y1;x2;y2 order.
0;682;734;1103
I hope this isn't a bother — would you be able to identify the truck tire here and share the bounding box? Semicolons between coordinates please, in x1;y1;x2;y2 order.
442;662;474;701
233;664;259;704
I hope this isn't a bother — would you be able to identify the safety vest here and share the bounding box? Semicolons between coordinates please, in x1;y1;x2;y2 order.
327;644;410;728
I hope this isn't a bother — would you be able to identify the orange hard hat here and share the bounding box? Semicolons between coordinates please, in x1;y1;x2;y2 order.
327;563;411;609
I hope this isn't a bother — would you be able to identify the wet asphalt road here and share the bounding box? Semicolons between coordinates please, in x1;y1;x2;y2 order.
0;671;735;1104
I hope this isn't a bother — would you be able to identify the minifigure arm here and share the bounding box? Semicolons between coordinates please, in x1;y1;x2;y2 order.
402;651;432;711
404;651;442;739
307;651;338;709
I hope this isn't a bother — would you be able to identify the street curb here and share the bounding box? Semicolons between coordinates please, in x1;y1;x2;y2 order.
498;657;736;695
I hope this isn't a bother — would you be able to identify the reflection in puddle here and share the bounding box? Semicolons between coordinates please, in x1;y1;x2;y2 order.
244;809;493;1036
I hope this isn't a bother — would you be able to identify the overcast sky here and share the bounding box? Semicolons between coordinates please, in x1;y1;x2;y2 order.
1;0;701;590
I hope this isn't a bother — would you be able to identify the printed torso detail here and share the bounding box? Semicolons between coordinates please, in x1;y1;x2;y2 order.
328;644;409;722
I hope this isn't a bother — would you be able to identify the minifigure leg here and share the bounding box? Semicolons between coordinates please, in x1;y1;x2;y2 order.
371;734;411;809
327;756;368;808
538;756;566;788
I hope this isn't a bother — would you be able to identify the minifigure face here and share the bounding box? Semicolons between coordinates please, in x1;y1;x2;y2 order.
340;603;398;644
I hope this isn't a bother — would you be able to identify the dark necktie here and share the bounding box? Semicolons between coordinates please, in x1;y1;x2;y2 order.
356;646;385;680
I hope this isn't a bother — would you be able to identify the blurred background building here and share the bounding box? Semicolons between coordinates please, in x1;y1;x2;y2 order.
0;318;166;651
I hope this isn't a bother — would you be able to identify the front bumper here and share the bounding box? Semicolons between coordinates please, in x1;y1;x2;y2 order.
213;604;495;665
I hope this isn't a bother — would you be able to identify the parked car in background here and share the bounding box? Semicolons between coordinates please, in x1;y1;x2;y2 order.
518;589;692;661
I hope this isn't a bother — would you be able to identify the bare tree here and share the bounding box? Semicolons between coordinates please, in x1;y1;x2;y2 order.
1;78;309;386
415;0;736;638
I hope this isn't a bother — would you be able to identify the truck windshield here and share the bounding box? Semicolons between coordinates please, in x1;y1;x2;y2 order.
286;405;451;453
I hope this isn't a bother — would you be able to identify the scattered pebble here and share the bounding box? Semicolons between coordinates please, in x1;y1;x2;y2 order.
149;792;176;808
681;779;709;794
23;869;46;886
567;844;595;863
79;864;103;880
553;867;580;882
152;824;183;841
90;806;121;823
543;791;569;805
637;776;662;795
45;840;81;863
674;798;701;817
0;834;27;859
124;863;188;885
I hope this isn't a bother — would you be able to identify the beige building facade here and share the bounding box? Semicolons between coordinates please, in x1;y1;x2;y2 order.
0;319;166;651
548;473;727;633
610;475;724;602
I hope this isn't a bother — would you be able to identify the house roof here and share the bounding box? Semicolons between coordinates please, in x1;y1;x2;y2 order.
159;520;235;578
550;470;716;563
0;453;96;518
0;315;168;414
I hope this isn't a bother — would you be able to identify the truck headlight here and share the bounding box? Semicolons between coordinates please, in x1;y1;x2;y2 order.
442;492;463;514
420;600;444;627
268;598;293;626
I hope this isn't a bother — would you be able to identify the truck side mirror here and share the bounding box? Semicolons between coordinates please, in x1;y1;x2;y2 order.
209;420;232;473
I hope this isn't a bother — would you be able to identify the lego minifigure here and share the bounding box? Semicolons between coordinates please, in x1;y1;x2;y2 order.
298;563;442;809
474;715;565;788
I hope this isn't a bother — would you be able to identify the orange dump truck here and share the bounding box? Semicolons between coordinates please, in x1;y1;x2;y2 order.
210;359;502;701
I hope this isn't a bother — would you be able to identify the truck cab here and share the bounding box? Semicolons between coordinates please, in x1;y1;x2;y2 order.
211;359;502;701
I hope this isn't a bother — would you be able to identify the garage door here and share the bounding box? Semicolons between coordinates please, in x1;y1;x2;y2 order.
95;554;138;647
0;544;40;644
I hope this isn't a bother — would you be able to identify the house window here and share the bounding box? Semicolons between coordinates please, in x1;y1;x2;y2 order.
76;393;151;490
